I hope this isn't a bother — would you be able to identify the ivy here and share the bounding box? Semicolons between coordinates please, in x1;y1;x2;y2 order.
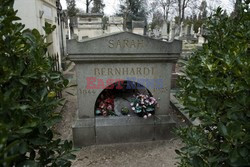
176;1;250;167
0;0;75;166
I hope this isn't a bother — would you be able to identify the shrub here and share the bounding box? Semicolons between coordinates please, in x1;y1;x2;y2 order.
0;0;75;166
176;1;250;167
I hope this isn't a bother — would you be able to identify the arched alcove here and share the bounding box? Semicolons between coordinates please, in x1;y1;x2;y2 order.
94;80;154;117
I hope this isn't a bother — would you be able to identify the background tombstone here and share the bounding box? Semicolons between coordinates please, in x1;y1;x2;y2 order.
169;20;175;41
67;32;182;147
179;22;184;37
198;27;205;44
187;25;191;36
190;24;194;36
161;20;168;41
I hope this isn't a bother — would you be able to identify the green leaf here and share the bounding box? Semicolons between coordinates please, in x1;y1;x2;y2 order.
220;143;230;153
19;160;40;167
229;150;240;163
48;91;56;98
146;107;154;112
17;128;33;134
207;64;213;71
20;79;28;85
191;156;205;167
135;109;141;113
30;138;47;146
175;149;181;155
19;142;28;154
20;105;29;110
239;147;248;157
23;30;36;43
63;79;69;87
188;96;196;102
218;122;228;136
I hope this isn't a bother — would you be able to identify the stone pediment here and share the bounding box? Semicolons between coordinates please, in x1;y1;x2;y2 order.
67;32;182;62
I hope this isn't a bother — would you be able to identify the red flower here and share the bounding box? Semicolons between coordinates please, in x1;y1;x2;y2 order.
105;98;114;104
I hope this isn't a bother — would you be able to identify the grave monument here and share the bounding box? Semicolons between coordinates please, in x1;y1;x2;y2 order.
67;32;182;147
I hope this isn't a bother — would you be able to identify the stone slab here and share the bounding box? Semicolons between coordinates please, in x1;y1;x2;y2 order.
72;118;95;147
68;32;182;58
96;124;155;144
72;115;176;147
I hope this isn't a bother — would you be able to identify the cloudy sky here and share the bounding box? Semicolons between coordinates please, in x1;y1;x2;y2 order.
60;0;234;16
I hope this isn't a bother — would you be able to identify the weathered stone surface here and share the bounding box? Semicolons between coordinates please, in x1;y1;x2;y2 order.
114;97;131;116
68;32;182;147
67;32;181;62
162;20;168;40
154;115;176;140
72;118;95;147
75;62;173;118
72;116;176;146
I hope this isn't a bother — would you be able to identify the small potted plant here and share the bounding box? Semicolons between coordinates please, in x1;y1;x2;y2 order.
121;107;130;115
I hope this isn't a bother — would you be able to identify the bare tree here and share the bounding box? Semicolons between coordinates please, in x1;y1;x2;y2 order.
86;0;93;13
118;0;148;30
151;10;164;29
91;0;105;13
176;0;192;24
66;0;78;17
159;0;175;21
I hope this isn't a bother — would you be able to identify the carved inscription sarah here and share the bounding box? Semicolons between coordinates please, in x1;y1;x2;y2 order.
108;39;144;49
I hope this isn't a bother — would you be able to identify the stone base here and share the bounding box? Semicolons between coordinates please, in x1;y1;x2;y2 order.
72;115;176;147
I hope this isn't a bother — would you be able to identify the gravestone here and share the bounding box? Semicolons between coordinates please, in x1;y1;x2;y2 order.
161;20;168;40
179;22;184;37
67;32;182;147
190;24;194;36
169;21;175;41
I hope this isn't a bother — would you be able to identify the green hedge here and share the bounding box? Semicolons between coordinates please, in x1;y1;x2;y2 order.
176;1;250;167
0;0;75;166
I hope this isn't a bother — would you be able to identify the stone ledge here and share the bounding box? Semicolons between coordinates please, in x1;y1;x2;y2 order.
67;32;182;56
72;115;176;147
170;93;201;126
69;54;180;62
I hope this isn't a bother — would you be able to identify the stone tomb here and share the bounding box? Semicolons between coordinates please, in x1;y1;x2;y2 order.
67;32;182;147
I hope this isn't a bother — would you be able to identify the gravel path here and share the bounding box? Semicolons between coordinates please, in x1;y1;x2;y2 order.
72;139;182;167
